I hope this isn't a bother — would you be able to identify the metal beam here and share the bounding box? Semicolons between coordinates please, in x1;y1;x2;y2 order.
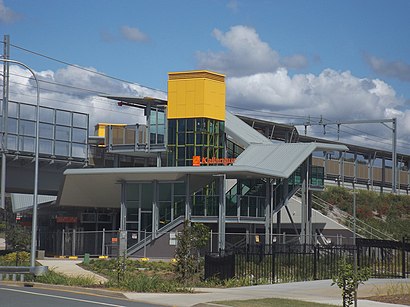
301;117;398;193
217;174;226;253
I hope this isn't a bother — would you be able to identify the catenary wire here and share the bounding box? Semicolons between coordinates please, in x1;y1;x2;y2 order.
3;44;410;151
9;43;167;94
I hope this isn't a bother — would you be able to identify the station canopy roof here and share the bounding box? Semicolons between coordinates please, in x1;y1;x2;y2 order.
57;142;347;208
101;95;167;109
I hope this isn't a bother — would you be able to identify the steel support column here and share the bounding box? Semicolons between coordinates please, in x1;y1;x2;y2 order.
306;157;312;245
392;118;397;193
264;179;271;246
185;174;191;221
152;180;158;239
119;182;127;256
300;160;309;245
1;35;10;210
381;158;385;194
217;174;226;253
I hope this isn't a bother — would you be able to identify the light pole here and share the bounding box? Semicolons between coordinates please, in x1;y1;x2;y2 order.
0;58;40;267
352;180;358;307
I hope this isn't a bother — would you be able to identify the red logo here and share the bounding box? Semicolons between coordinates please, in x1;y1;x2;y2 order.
193;156;201;166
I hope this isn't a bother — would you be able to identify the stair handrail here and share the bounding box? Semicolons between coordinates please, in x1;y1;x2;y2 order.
126;215;185;256
307;192;395;241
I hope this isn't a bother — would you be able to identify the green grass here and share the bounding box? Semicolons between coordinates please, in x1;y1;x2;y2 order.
30;270;99;287
82;259;191;292
213;298;337;307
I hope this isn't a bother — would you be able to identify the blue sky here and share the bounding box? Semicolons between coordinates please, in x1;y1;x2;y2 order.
1;0;410;153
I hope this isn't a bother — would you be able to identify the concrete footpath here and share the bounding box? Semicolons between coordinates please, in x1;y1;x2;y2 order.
36;258;108;284
125;279;410;307
34;258;409;307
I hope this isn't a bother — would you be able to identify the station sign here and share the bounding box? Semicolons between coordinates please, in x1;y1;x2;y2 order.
192;156;235;166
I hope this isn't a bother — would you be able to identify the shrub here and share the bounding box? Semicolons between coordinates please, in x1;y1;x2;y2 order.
31;269;98;287
105;272;189;292
174;221;209;283
0;251;30;266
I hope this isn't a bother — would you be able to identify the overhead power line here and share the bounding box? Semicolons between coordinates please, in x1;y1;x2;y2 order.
9;43;167;94
3;42;409;153
228;105;410;151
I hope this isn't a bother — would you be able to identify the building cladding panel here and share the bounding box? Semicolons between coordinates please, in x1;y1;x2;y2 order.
167;70;225;121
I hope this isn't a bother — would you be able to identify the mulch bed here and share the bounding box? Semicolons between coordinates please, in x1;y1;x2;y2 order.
366;294;410;306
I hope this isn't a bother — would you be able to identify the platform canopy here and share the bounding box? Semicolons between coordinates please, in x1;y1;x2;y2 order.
57;142;347;208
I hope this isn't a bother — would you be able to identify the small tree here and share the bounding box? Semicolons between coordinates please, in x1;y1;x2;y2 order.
174;221;209;283
332;258;371;307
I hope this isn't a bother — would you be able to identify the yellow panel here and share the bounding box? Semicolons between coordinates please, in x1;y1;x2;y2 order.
94;123;126;137
168;70;225;121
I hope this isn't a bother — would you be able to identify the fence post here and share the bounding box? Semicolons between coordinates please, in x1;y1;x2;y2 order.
143;229;147;258
402;236;406;279
271;243;276;283
102;228;105;256
313;244;318;280
72;229;76;256
61;229;65;256
210;229;213;253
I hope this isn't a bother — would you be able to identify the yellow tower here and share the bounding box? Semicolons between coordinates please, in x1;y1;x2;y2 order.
167;70;225;121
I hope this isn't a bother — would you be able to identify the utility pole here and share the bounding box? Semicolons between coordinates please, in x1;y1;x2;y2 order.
1;34;10;210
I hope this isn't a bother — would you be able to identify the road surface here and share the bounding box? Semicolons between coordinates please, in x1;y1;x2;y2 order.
0;284;165;307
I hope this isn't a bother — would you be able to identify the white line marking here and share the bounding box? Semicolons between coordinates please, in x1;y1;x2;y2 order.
0;287;126;307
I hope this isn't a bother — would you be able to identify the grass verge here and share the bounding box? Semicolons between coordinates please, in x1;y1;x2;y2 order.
29;270;99;287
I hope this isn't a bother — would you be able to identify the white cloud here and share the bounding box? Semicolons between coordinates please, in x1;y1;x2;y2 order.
120;26;148;42
197;25;307;77
226;69;410;151
196;25;410;152
5;64;166;130
227;69;402;119
0;0;19;24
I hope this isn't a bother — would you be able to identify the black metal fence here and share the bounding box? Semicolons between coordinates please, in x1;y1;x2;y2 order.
205;237;410;284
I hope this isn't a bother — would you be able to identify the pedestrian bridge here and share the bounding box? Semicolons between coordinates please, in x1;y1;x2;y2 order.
0;100;89;196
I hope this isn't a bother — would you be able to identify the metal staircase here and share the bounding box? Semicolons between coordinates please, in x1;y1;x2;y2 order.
127;216;185;257
309;193;395;240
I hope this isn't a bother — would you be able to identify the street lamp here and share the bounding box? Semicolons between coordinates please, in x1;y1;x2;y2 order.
0;58;40;267
352;180;358;307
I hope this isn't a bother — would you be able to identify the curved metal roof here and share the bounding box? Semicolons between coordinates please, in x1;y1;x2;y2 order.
58;142;347;208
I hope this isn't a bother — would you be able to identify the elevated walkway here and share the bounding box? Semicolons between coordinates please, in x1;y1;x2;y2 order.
0;100;89;198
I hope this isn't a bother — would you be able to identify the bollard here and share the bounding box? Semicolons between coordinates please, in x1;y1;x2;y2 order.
83;253;90;265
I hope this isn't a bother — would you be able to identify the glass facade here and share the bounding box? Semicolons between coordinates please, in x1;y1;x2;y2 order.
226;179;267;218
124;181;186;244
226;139;244;159
149;108;166;145
1;101;89;160
167;118;225;166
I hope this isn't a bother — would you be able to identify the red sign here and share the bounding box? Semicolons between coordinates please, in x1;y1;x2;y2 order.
192;156;236;166
193;156;201;166
56;216;78;224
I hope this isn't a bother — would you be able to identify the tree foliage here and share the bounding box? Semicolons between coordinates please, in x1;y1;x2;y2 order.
174;221;209;283
5;224;31;265
332;258;371;307
6;223;31;251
